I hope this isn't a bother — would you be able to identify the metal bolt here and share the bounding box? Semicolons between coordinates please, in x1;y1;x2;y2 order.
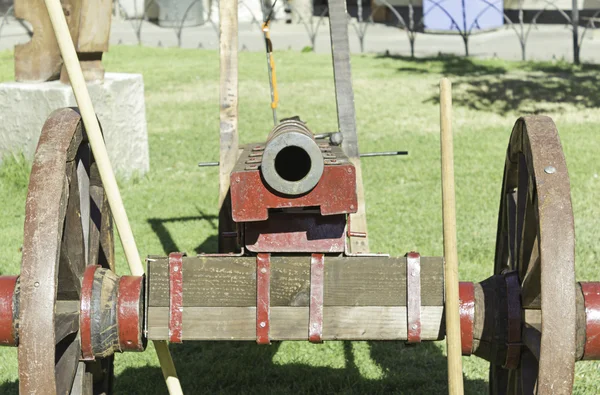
34;282;39;288
312;323;318;328
259;321;266;328
350;205;355;210
346;168;352;173
411;324;418;330
260;268;267;274
173;266;179;272
544;166;556;174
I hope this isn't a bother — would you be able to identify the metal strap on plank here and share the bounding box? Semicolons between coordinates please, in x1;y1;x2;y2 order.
256;253;271;344
406;252;421;343
309;253;325;343
168;252;185;343
458;282;475;355
80;265;100;360
327;0;369;253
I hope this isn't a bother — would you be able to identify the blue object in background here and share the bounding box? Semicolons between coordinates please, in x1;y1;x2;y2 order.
423;0;504;32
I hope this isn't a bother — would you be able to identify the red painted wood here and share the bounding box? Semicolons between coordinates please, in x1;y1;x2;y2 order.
80;265;100;360
169;253;185;343
459;281;475;355
256;253;271;344
309;254;324;343
581;282;600;359
406;252;421;343
0;276;18;346
117;275;145;351
245;213;346;253
231;164;358;222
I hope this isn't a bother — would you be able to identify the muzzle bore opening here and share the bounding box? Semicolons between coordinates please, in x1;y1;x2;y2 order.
274;145;312;182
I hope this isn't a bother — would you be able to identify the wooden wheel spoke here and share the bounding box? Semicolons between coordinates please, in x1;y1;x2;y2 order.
70;362;93;393
517;192;537;282
522;326;541;361
507;191;517;270
55;333;81;395
89;161;110;269
55;300;80;345
521;249;541;309
515;154;529;271
520;349;539;393
57;161;87;300
76;145;91;266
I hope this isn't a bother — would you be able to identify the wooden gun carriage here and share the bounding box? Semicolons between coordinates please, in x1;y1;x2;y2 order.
0;0;599;394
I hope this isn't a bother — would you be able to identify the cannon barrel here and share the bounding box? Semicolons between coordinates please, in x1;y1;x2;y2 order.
261;119;324;196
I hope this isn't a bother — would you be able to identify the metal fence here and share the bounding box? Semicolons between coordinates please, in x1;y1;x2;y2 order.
0;0;599;64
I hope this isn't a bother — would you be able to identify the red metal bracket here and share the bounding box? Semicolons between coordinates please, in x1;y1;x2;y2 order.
581;282;600;359
80;265;100;360
406;252;421;343
0;276;18;346
169;252;185;343
459;282;475;355
256;253;271;344
309;254;325;343
118;275;145;352
503;271;522;369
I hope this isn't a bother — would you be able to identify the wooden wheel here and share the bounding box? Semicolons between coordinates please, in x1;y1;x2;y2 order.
490;116;577;394
18;108;115;394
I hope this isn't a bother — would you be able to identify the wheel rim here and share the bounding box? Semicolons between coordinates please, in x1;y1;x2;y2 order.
18;108;115;394
490;116;577;394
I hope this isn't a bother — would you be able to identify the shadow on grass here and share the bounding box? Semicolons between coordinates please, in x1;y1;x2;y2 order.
379;54;600;115
147;211;219;254
113;341;487;394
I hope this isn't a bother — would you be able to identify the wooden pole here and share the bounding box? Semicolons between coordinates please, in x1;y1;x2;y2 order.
42;1;183;393
439;78;464;395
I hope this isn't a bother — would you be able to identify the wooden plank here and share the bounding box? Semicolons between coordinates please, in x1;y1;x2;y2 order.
77;0;112;53
147;256;444;307
218;0;239;252
147;306;445;341
14;0;63;81
327;0;369;253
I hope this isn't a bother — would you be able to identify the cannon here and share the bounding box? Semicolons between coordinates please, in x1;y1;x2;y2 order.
0;0;599;394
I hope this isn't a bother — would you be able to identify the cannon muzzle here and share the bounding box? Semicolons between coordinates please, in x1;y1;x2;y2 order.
261;119;324;196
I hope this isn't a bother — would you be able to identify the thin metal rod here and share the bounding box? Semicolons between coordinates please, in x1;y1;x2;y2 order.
42;1;183;393
360;151;408;157
198;161;220;167
439;78;464;395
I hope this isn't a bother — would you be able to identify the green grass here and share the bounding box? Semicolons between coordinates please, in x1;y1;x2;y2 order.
0;46;599;393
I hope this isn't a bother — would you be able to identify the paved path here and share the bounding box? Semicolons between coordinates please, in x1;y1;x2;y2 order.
1;16;600;63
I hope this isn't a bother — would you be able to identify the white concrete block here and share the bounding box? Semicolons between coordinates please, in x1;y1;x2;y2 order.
0;72;149;178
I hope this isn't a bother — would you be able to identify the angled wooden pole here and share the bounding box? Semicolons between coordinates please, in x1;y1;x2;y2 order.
327;0;369;253
440;78;464;395
42;0;183;393
218;0;239;253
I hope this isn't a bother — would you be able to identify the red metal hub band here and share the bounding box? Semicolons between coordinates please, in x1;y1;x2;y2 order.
406;252;421;343
309;254;325;343
118;275;145;352
80;265;100;360
256;253;271;344
458;281;475;355
581;282;600;360
169;252;185;343
0;276;18;346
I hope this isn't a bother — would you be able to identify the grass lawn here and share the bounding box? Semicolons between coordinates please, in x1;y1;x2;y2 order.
0;46;599;394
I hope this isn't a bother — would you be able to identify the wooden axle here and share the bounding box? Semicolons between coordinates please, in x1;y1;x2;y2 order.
3;258;600;366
